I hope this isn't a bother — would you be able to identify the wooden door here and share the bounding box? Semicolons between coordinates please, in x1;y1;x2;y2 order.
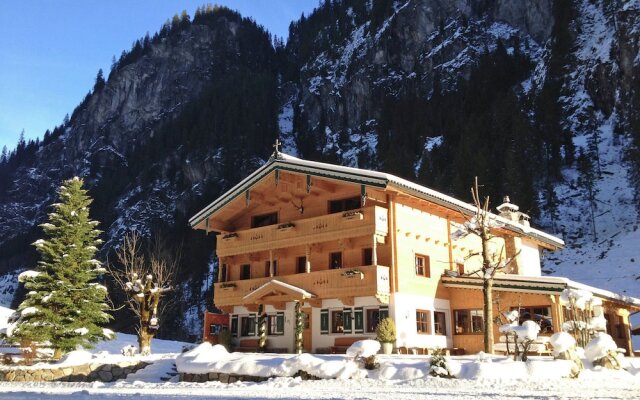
302;308;312;353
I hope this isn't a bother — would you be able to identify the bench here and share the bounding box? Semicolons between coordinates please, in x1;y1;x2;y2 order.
494;335;552;356
235;339;287;353
330;337;366;354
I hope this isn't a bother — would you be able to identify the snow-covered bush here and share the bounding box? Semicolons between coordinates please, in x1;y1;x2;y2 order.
347;340;380;370
549;332;583;378
429;348;454;378
121;344;138;357
499;319;540;361
585;333;622;370
559;288;605;348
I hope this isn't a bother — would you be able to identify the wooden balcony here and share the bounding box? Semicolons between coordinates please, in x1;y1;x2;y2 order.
214;264;390;308
217;206;389;257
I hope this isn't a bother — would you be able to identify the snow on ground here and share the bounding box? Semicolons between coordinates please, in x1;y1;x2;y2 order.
1;332;640;399
1;354;640;399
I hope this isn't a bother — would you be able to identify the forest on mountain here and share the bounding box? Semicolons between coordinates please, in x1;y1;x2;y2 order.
0;0;638;340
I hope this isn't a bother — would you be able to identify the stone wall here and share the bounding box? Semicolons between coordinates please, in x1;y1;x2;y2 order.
180;372;268;383
0;360;149;382
179;370;320;383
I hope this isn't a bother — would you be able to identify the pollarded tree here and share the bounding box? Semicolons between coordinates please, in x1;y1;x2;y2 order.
452;177;519;354
108;232;176;355
12;177;112;359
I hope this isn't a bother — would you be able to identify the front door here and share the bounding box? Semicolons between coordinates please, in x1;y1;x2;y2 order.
302;308;312;353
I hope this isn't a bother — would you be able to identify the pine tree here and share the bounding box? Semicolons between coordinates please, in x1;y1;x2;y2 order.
13;177;112;359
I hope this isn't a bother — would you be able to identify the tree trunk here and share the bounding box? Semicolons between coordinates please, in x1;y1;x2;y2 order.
483;277;494;354
139;326;153;355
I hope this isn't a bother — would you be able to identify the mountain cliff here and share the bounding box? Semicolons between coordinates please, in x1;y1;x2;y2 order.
0;1;638;339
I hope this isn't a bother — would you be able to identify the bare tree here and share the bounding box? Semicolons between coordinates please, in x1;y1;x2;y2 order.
108;232;177;355
452;177;519;354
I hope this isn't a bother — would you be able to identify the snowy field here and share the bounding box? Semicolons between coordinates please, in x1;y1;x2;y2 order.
1;333;639;400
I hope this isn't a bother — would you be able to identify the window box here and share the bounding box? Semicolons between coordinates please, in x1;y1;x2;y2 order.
222;232;238;241
277;222;296;232
219;282;236;291
342;210;363;221
342;268;363;279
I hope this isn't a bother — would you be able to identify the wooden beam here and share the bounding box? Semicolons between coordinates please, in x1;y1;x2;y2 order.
272;302;287;311
219;306;234;314
246;304;259;312
307;299;322;308
340;297;355;306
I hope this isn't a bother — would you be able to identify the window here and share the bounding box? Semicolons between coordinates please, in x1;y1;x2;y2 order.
265;260;278;277
240;315;256;336
434;311;447;335
251;212;278;228
209;324;222;335
329;196;361;213
454;309;484;334
240;264;251;280
230;315;238;337
330;252;342;269
362;248;373;266
513;306;553;334
296;256;306;273
267;313;285;336
415;254;430;277
366;309;382;333
331;310;344;333
416;310;431;334
456;263;464;275
219;264;228;283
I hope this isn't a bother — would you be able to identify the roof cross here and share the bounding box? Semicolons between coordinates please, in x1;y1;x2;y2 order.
273;138;282;154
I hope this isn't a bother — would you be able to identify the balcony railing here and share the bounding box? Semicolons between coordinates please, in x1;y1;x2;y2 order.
213;264;390;307
217;206;388;257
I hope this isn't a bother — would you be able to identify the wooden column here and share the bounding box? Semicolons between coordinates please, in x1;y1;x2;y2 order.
305;245;311;273
269;250;274;277
372;235;378;266
218;257;224;282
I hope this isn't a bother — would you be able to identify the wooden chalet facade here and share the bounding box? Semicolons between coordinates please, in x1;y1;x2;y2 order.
190;149;639;354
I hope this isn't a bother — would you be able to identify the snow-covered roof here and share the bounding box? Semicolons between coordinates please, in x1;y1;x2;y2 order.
189;152;564;249
442;274;640;308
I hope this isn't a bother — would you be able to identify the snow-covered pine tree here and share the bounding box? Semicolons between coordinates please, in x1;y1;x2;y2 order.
13;177;112;359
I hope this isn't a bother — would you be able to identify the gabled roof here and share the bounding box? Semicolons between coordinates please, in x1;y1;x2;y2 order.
189;151;565;249
242;279;314;304
442;274;640;309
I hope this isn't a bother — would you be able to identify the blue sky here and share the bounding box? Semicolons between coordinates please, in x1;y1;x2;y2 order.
0;0;319;152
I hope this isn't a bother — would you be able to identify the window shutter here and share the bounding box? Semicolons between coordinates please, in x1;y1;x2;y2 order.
425;255;431;277
276;312;285;335
343;308;352;333
379;306;389;320
354;307;364;334
230;315;238;338
320;309;329;334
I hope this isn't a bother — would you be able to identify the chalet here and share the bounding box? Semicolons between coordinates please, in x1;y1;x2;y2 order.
190;147;639;354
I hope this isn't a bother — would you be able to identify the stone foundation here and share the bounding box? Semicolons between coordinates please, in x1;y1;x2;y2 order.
0;361;149;382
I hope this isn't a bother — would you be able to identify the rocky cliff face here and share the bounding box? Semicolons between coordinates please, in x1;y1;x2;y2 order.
1;0;639;339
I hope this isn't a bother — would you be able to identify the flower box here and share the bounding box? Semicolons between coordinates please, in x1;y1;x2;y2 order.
342;210;363;221
222;233;238;241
